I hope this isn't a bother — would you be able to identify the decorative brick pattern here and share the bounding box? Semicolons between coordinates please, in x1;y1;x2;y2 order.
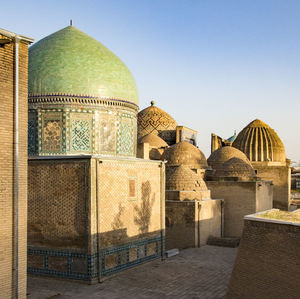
28;160;88;249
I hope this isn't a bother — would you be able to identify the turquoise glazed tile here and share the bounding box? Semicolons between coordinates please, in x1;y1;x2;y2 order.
29;26;138;105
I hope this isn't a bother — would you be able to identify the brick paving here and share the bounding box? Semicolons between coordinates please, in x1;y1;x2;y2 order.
27;245;237;299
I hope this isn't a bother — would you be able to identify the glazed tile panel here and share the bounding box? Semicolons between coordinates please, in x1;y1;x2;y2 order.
31;107;137;156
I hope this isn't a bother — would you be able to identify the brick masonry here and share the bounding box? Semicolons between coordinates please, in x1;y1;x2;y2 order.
0;34;30;298
227;218;300;298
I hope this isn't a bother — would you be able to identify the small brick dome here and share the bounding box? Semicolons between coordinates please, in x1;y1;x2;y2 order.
208;146;251;170
166;165;208;191
138;133;168;148
233;119;286;162
214;157;257;179
162;141;208;169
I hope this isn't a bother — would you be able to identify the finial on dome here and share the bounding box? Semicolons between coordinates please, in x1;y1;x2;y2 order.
70;19;73;26
150;100;155;106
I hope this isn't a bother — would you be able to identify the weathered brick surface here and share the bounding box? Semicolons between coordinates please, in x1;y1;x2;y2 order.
0;35;29;298
207;181;272;237
227;219;300;298
27;245;238;299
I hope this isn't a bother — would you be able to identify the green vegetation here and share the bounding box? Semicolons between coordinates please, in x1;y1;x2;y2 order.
291;189;300;193
256;210;300;223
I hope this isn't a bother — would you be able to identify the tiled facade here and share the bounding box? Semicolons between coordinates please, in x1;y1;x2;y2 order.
28;103;137;157
28;157;165;282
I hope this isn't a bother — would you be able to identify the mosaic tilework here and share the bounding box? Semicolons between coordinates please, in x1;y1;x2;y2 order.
100;235;162;277
43;120;61;151
27;236;163;281
117;114;134;155
28;111;37;155
40;111;64;154
30;108;137;157
71;119;91;152
27;248;97;281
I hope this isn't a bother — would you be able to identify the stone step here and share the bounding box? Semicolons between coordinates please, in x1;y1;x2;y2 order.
207;236;240;248
165;248;179;258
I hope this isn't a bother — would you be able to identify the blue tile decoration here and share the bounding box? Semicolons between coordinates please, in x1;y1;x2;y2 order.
117;114;134;156
71;119;91;152
28;235;163;281
28;112;37;155
100;235;163;277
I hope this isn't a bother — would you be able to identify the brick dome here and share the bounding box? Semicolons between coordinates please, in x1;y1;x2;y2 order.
208;146;251;170
166;165;208;191
137;102;177;143
233;119;286;162
162;141;208;169
138;133;168;148
214;157;257;179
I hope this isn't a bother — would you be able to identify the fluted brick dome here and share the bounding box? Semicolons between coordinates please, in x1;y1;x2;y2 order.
137;102;177;140
162;141;208;169
233;119;286;162
208;146;251;170
138;133;168;148
214;157;257;179
166;165;208;191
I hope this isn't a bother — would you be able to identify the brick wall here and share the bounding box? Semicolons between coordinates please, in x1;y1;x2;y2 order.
227;218;300;298
253;163;290;210
0;35;29;298
207;181;272;237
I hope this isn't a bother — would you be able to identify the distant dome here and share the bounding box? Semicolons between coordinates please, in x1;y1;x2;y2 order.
162;141;208;169
166;165;208;191
137;102;177;141
138;133;168;148
208;146;251;170
232;119;286;162
29;26;138;105
214;157;257;179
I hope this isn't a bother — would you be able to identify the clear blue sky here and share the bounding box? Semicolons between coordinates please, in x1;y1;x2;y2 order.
2;0;300;162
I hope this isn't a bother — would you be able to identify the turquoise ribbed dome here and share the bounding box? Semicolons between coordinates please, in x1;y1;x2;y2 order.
29;26;139;105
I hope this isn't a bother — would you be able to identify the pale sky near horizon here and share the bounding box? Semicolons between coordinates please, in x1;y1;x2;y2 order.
2;0;300;162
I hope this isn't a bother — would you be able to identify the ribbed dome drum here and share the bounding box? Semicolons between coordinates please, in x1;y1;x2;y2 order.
233;119;286;162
